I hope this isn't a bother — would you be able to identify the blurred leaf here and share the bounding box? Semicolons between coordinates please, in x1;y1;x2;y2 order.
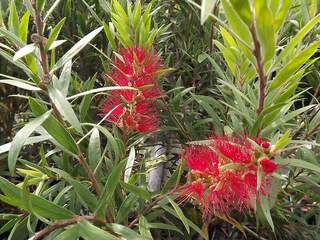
8;0;19;34
274;130;291;151
0;79;41;91
167;196;190;234
124;147;135;183
259;195;275;232
200;0;216;25
230;0;252;25
120;182;151;201
276;158;320;174
138;216;153;240
221;0;252;46
108;223;143;240
78;220;119;240
19;11;30;43
13;44;36;62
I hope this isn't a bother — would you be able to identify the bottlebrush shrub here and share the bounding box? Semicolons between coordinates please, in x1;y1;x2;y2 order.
100;47;163;133
180;134;278;216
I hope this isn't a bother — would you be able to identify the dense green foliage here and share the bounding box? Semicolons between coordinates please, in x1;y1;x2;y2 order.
0;0;319;239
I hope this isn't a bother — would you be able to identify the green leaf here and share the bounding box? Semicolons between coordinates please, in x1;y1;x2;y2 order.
167;196;190;234
276;158;320;174
230;0;252;25
108;224;143;240
147;223;183;235
254;1;275;62
8;111;51;175
124;147;135;183
221;0;252;46
54;60;72;96
0;79;41;91
103;23;117;51
44;0;63;21
274;130;291;151
36;0;45;11
139;217;153;240
160;203;208;239
200;0;216;25
48;85;83;134
53;226;79;240
13;44;36;61
50;168;98;212
52;26;103;72
78;220;119;240
120;182;151;201
274;0;292;31
45;17;66;52
8;0;19;34
276;14;320;64
259;195;275;232
19;11;30;43
270;40;320;91
28;97;78;155
0;176;75;220
95;160;126;219
88;128;101;170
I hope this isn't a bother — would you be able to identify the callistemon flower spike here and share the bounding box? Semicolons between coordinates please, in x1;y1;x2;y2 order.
100;46;163;134
180;134;278;217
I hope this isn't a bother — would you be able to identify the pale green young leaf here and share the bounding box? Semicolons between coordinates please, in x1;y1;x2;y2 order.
254;1;275;62
19;11;30;43
221;0;252;47
54;60;72;96
0;79;41;91
124;147;135;183
88;128;101;170
8;0;19;34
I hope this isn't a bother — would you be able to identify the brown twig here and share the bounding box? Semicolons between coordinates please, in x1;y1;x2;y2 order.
31;215;106;240
31;1;50;84
77;145;101;196
250;25;267;116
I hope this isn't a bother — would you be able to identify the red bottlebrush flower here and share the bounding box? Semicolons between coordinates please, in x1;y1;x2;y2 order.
260;158;277;175
180;133;278;217
185;181;206;202
109;47;163;101
100;96;125;123
213;136;253;165
254;137;271;149
100;46;164;134
183;145;219;174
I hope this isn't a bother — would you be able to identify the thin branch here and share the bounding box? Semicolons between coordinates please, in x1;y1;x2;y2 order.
250;25;267;116
31;215;106;240
77;144;101;196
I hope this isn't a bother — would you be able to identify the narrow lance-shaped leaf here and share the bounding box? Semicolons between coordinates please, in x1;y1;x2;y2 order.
95;160;126;219
13;44;36;62
45;17;66;51
8;111;51;175
48;85;83;134
200;0;216;25
51;26;103;72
